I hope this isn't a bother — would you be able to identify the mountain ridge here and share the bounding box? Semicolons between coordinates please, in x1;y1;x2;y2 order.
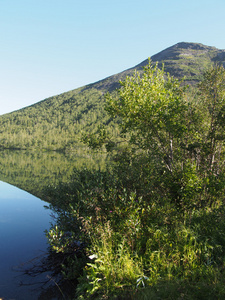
81;42;225;93
0;42;225;151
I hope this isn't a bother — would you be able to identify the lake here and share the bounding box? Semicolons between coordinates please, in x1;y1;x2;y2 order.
0;181;51;299
0;149;106;299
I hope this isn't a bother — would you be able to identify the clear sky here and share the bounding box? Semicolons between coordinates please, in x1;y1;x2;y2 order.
0;0;224;115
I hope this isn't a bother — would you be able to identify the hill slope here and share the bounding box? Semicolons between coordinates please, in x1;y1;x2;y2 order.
0;42;225;151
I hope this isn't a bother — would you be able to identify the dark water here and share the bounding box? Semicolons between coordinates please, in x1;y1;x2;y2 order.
0;181;51;300
0;149;106;299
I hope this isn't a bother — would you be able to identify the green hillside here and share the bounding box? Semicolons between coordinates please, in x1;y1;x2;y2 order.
0;42;224;151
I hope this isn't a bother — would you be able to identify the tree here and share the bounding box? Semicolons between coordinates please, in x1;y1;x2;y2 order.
105;60;189;173
105;61;225;208
198;64;225;174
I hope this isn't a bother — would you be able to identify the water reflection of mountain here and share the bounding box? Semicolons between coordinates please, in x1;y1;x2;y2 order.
0;149;106;201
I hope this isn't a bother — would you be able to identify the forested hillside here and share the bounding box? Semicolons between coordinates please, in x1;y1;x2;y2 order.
0;42;225;151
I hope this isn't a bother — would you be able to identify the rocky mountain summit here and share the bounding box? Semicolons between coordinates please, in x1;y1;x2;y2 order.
90;42;225;91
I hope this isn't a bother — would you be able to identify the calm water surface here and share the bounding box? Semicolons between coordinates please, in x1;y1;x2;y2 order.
0;149;106;299
0;181;51;300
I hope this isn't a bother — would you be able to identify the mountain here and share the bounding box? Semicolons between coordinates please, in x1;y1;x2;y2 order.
89;42;225;90
0;42;225;151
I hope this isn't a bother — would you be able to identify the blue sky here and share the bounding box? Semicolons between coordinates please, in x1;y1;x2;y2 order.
0;0;224;115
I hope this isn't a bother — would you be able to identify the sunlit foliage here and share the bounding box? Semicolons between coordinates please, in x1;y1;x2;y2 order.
44;62;225;299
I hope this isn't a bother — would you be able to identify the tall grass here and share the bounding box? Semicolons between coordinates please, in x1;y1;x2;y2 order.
74;193;225;299
46;166;225;299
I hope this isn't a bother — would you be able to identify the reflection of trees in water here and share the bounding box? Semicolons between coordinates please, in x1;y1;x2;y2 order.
0;149;107;201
